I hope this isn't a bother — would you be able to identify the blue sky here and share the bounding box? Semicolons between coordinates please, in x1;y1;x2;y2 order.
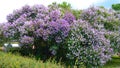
0;0;120;23
95;0;120;8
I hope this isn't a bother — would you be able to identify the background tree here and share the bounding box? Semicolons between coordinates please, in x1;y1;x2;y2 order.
112;3;120;11
49;2;81;19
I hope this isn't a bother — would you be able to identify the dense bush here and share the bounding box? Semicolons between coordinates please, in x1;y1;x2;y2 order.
80;6;120;53
2;4;75;60
66;6;120;67
0;23;6;46
67;19;113;67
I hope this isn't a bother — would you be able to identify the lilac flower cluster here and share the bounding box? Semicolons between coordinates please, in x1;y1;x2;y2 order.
48;19;70;43
3;4;74;45
20;35;34;45
80;6;119;31
63;12;75;24
49;10;61;21
3;23;18;39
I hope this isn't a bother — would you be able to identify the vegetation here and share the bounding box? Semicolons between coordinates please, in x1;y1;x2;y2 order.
0;51;120;68
0;2;120;68
102;56;120;68
0;51;63;68
112;3;120;11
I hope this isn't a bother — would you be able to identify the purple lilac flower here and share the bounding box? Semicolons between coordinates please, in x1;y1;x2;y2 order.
49;10;61;21
20;35;34;45
48;19;70;43
63;12;75;24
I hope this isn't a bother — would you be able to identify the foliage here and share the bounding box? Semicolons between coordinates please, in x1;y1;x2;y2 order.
58;2;71;10
0;51;120;68
101;57;120;68
0;23;7;46
48;2;81;19
48;2;71;12
0;51;63;68
112;3;120;11
72;9;82;19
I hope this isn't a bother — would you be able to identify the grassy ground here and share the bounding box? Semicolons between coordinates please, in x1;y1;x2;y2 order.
0;51;63;68
0;51;120;68
101;56;120;68
0;47;3;51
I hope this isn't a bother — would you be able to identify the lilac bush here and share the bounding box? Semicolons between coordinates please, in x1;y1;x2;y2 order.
66;6;119;67
67;19;114;67
80;6;120;53
2;4;75;57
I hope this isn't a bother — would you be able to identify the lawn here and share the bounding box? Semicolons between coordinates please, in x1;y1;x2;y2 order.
0;51;120;68
101;56;120;68
0;51;63;68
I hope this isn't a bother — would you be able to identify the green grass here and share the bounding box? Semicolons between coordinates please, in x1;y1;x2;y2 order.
0;51;120;68
0;51;63;68
101;55;120;68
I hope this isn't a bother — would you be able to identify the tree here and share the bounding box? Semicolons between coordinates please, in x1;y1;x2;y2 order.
112;4;120;11
49;2;81;19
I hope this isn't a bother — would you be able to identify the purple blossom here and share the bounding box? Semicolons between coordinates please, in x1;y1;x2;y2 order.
63;12;75;24
20;36;34;45
48;19;70;43
49;10;61;21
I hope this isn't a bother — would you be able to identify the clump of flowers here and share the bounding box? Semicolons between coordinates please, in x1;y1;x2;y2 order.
20;35;34;45
63;12;75;24
48;19;70;43
80;6;119;31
